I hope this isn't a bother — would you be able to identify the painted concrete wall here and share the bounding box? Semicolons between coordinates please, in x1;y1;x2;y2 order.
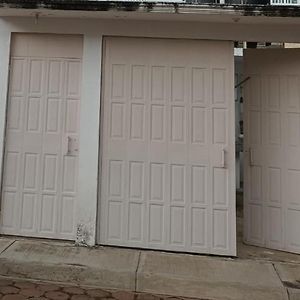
0;16;300;245
75;34;102;246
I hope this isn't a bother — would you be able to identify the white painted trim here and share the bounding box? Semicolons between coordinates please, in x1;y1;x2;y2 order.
0;31;11;212
76;34;102;246
97;37;106;244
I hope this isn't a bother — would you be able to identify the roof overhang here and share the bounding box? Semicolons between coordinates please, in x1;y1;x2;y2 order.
1;0;300;24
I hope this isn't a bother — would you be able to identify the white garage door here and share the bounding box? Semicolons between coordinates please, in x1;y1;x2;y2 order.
244;49;300;254
99;37;236;255
0;34;82;240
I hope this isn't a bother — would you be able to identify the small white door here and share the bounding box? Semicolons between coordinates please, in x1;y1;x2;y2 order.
0;34;83;240
99;37;236;255
244;49;300;254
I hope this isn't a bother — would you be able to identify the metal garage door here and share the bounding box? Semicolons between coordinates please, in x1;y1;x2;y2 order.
99;37;236;255
0;34;82;240
244;49;300;254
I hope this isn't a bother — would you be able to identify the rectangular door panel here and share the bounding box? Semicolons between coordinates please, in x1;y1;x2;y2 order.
244;49;300;254
99;37;236;255
0;34;83;240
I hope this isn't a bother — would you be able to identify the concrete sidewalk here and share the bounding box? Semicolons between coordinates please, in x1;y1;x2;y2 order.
0;237;300;300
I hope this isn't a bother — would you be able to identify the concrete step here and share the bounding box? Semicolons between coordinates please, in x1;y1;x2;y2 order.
137;251;289;300
0;239;139;290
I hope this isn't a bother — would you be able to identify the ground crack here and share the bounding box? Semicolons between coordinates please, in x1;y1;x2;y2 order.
0;239;16;255
272;263;291;300
282;280;300;290
134;251;141;294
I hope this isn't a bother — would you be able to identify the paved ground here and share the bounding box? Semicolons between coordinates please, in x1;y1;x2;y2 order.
0;237;299;300
0;277;198;300
0;199;300;300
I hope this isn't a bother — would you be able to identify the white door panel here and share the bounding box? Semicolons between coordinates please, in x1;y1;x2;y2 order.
99;37;236;255
0;34;83;240
245;49;300;254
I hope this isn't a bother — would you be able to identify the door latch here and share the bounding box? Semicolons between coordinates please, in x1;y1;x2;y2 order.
249;147;254;166
221;148;226;168
66;136;79;156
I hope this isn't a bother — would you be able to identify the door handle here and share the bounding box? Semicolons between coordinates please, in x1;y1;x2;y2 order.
65;136;79;156
66;136;71;155
221;148;226;168
249;147;254;166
